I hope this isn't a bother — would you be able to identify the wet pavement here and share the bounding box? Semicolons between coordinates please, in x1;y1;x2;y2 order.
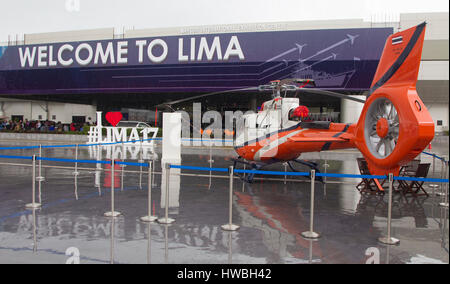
0;140;448;264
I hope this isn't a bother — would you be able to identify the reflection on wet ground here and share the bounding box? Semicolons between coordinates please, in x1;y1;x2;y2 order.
0;140;448;264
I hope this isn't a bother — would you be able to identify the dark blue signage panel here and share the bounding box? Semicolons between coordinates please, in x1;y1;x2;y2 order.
0;27;392;95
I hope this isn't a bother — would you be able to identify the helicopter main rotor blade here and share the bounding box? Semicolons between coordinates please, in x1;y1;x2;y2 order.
154;83;365;109
296;88;366;103
155;87;259;108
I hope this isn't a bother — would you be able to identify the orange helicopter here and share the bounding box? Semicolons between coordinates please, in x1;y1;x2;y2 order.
232;22;434;186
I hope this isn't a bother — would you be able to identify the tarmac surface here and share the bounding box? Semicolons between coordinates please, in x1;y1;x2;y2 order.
0;139;448;264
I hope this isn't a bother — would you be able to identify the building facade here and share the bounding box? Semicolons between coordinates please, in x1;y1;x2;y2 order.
0;12;448;131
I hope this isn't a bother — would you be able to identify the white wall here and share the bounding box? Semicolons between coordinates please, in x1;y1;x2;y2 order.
24;28;114;45
424;103;449;133
418;61;449;81
340;95;365;124
400;13;449;40
1;99;97;124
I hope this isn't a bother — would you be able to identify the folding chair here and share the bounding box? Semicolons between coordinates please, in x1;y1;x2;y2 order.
396;159;420;191
399;163;430;197
399;159;420;177
356;158;384;195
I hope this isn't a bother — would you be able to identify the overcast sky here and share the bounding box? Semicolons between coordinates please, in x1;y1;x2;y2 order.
1;0;448;42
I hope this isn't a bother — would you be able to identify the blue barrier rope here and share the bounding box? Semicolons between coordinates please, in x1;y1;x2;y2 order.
0;146;40;150
1;143;449;183
235;169;310;177
0;155;33;160
38;156;111;165
0;137;162;151
169;164;449;183
422;151;448;163
0;137;236;151
393;176;448;183
316;172;387;179
115;161;148;167
170;165;229;173
0;153;448;183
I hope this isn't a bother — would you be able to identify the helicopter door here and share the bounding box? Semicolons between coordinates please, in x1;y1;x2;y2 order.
259;110;281;135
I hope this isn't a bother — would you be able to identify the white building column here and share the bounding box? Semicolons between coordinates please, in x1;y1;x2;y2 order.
340;95;365;124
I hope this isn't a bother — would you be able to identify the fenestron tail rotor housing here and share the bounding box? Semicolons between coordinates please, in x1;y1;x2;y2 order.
364;97;400;159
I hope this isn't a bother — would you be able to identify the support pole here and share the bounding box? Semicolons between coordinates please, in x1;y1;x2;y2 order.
121;159;124;191
221;166;240;231
429;154;439;192
378;173;400;245
301;170;320;239
138;148;144;190
141;161;158;222
26;155;41;209
158;163;175;224
439;158;448;208
36;144;45;181
436;156;446;197
104;159;121;218
110;218;115;264
147;222;152;264
72;144;79;176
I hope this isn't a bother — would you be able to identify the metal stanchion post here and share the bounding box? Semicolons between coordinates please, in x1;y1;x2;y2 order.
378;173;400;245
147;222;152;264
228;231;233;264
32;208;37;253
429;154;439;193
283;162;288;184
164;224;169;264
221;166;240;231
120;143;126;192
72;144;79;176
110;218;115;264
120;160;124;191
323;160;329;184
301;170;320;239
208;144;213;190
141;161;158;222
26;155;41;209
36;144;45;181
158;163;175;224
208;143;214;164
436;156;446;197
323;161;329;197
439;158;448;208
74;173;79;200
138;149;144;190
104;159;122;218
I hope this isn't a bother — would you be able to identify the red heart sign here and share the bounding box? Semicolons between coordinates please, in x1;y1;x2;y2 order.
105;112;123;127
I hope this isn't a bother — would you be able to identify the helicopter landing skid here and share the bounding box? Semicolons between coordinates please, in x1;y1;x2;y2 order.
288;159;324;183
232;157;265;183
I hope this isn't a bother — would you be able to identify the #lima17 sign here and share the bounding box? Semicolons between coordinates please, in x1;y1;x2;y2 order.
87;112;158;145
